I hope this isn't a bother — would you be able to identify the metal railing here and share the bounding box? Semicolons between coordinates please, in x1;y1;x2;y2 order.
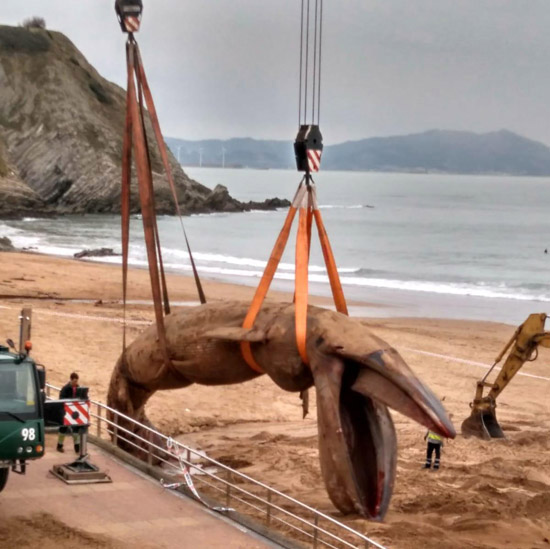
46;383;387;549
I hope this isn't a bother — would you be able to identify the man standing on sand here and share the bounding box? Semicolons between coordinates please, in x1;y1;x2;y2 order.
423;429;443;470
57;372;80;453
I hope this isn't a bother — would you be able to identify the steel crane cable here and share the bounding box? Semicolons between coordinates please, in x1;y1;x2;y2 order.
298;0;323;127
317;0;323;124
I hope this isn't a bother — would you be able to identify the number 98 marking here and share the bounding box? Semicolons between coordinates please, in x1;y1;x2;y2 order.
21;428;36;441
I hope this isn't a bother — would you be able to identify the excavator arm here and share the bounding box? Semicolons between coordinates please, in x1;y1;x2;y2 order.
461;313;549;440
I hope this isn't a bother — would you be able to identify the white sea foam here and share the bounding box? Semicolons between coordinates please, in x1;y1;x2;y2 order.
87;252;359;275
0;223;24;238
24;236;549;304
113;254;549;303
152;248;360;274
174;265;550;303
334;276;550;302
190;212;229;218
30;244;81;257
317;204;367;209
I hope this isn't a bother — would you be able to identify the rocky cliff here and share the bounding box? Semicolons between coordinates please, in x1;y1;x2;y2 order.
0;132;43;216
0;25;286;216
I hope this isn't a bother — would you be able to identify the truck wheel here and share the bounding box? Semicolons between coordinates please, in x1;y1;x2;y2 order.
0;468;9;493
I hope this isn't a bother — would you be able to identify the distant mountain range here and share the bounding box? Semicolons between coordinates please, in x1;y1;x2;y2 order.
166;130;550;176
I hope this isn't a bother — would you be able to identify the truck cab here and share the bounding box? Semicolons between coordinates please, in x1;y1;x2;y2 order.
0;345;45;491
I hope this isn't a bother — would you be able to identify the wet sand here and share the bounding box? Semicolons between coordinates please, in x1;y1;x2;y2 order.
0;252;548;549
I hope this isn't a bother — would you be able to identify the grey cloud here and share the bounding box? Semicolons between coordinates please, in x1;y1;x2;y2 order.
3;1;550;145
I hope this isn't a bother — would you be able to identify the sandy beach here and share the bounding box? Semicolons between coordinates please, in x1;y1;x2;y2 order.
0;251;549;549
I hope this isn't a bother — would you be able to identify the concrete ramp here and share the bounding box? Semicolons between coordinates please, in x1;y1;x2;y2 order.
0;434;275;549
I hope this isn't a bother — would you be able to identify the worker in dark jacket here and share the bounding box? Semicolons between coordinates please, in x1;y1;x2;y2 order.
57;372;80;453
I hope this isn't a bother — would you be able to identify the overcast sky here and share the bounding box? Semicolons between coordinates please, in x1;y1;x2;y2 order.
4;1;550;145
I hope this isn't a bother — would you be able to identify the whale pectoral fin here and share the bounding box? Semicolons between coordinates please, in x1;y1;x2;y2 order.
312;342;455;520
203;327;267;342
312;354;397;520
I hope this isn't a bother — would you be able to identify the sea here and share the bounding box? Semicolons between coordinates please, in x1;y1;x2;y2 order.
2;168;550;325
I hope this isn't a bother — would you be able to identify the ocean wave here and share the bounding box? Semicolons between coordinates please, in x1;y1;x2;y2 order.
354;267;395;278
157;248;360;274
334;276;550;302
35;244;84;256
182;266;550;302
4;229;361;276
513;282;550;291
166;264;550;302
0;223;25;238
16;235;549;303
92;253;550;303
190;212;230;218
3;218;548;305
318;204;372;209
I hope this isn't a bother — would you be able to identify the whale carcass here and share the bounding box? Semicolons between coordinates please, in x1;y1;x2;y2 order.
107;301;455;520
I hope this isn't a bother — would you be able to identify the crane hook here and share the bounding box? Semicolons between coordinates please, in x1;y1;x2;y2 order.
115;0;143;34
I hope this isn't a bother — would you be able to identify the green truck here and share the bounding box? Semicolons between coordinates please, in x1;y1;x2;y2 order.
0;345;45;491
0;308;46;492
0;308;99;491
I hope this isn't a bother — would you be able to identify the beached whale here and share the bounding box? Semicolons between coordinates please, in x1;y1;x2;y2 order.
107;301;455;520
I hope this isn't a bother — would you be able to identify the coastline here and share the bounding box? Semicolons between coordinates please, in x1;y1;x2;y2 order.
0;250;373;309
3;169;550;327
0;250;548;548
1;250;543;326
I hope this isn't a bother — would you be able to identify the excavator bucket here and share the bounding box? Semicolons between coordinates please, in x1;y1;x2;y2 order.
462;314;549;441
461;409;505;440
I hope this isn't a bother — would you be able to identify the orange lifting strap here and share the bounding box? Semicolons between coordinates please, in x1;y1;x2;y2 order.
121;35;206;378
241;177;348;373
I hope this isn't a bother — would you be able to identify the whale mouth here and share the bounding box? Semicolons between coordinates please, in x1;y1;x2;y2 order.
350;349;455;439
312;347;455;520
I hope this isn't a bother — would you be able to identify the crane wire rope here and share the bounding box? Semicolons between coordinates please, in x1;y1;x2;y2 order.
298;0;304;126
312;0;318;125
299;0;323;126
304;0;310;125
317;0;323;124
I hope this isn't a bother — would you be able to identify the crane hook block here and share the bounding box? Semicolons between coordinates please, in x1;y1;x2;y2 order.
115;0;143;33
294;125;323;173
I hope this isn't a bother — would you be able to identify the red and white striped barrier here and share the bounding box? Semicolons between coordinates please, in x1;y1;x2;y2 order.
63;401;90;426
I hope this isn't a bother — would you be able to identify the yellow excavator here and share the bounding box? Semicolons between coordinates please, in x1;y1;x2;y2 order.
461;313;550;440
